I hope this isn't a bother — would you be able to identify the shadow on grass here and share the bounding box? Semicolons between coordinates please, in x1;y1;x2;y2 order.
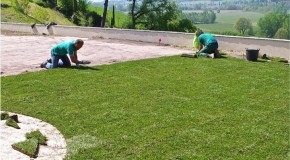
71;66;100;71
217;55;227;59
180;53;228;59
249;59;268;63
278;59;289;63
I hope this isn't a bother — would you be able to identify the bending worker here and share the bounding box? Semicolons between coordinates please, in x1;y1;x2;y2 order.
40;39;90;69
195;30;220;58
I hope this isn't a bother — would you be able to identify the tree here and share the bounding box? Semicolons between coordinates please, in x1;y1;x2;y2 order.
234;18;253;35
180;10;216;24
274;28;289;39
101;0;109;27
57;0;90;18
142;0;180;31
178;19;197;32
208;10;216;23
258;12;288;38
36;0;56;8
73;0;77;12
111;5;115;28
167;19;179;32
58;0;73;17
128;0;180;30
128;0;137;28
72;11;102;27
78;0;90;13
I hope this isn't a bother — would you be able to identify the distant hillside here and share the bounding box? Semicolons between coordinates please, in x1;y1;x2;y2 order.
1;0;128;28
1;0;74;26
88;5;128;28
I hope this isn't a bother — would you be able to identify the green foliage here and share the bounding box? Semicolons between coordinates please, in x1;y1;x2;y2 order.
71;11;85;26
57;0;73;17
168;19;197;33
12;0;30;15
12;138;39;158
25;130;47;145
167;19;179;31
234;17;253;35
181;10;216;24
34;0;54;8
72;11;102;27
1;56;289;159
129;0;181;31
57;0;90;18
5;118;20;129
31;4;50;23
274;28;289;39
78;0;90;13
1;112;9;120
258;12;289;38
88;5;127;28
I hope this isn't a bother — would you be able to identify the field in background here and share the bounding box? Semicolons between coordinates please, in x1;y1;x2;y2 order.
192;10;264;33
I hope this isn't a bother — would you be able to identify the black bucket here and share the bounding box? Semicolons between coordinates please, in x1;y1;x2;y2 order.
246;49;259;61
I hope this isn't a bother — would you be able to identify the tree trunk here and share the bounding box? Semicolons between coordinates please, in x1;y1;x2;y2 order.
111;5;115;28
131;0;136;29
54;0;57;9
101;0;109;27
73;0;78;12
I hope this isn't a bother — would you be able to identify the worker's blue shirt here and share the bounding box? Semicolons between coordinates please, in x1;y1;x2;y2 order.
51;40;76;56
198;34;218;46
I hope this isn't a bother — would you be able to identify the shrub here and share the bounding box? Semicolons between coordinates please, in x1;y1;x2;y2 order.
274;28;289;39
234;18;253;35
258;12;288;38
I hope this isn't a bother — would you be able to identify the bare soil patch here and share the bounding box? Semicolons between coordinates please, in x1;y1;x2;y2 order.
1;30;193;77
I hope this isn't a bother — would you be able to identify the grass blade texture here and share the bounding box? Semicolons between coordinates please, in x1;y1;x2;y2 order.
2;56;289;159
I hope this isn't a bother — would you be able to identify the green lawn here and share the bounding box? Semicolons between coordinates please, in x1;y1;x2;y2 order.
1;56;289;159
196;11;264;33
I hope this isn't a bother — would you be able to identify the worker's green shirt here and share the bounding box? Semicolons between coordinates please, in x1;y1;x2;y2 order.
198;34;218;46
51;40;76;56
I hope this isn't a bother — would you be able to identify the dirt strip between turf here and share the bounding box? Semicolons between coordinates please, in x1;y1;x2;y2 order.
1;33;194;77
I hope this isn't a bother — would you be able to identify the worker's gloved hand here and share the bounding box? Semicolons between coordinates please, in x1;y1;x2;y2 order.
80;60;91;64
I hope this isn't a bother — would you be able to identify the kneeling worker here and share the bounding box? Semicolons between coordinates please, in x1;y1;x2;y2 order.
195;30;220;58
40;39;90;69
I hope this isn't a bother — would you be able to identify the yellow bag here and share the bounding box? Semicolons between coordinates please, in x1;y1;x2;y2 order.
193;36;200;49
